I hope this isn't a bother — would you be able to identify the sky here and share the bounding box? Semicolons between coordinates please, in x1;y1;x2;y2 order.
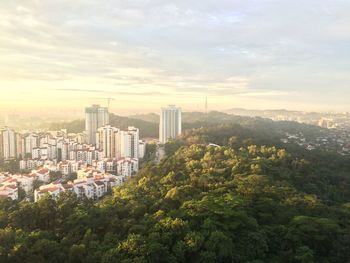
0;0;350;116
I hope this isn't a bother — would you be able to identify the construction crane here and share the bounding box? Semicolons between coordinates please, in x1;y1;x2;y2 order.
102;98;115;111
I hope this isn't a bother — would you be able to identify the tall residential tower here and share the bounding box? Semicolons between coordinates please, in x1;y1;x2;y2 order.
1;127;17;160
96;125;120;159
85;105;109;145
159;105;182;144
120;126;139;159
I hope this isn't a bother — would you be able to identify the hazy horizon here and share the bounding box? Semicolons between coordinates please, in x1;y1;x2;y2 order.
1;106;348;123
1;1;350;114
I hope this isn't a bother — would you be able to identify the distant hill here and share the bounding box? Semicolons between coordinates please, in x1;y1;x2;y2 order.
49;113;158;138
130;111;238;124
226;108;302;117
49;111;246;138
49;111;327;141
225;108;325;120
129;113;159;123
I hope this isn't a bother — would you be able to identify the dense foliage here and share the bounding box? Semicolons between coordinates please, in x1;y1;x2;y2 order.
178;124;350;204
1;139;350;262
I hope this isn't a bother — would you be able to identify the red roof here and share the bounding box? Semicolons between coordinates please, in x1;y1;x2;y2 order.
37;168;49;174
4;185;17;189
39;186;60;193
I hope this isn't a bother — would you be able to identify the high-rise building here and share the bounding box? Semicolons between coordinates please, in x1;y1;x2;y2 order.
16;133;24;159
1;127;17;160
24;133;39;156
138;140;146;159
0;132;3;159
85;105;109;145
96;125;120;159
120;126;139;159
159;105;182;143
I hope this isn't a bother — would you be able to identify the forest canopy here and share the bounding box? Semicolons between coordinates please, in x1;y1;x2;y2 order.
0;132;350;262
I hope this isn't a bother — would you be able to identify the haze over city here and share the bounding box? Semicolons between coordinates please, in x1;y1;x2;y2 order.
1;0;350;116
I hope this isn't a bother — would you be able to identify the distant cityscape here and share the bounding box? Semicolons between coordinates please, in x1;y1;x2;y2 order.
226;108;350;155
0;104;182;201
226;108;350;129
3;104;350;201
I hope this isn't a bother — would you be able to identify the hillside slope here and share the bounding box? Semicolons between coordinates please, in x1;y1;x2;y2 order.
1;141;350;262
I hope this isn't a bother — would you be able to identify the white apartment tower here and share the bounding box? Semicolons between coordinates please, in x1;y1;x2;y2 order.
0;133;3;159
85;105;109;145
120;127;139;159
15;133;24;158
1;127;17;160
159;105;182;143
96;125;120;159
24;133;39;155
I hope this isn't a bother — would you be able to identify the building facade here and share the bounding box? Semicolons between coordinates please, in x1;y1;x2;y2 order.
120;126;139;159
85;105;109;145
1;127;17;160
96;125;120;159
159;105;182;143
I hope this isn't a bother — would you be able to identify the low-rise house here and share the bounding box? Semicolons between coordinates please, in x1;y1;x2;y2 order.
32;168;50;182
117;158;139;177
34;172;122;202
0;184;18;200
34;182;67;202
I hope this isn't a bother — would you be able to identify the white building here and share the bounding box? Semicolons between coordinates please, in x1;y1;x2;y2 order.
1;127;17;159
105;159;117;173
58;160;83;176
96;160;106;172
24;133;39;155
120;127;139;159
0;184;18;200
34;172;122;202
96;125;120;159
138;140;146;159
159;105;182;144
0;134;3;159
7;174;34;194
16;133;24;158
31;168;50;182
117;158;138;177
34;182;67;202
0;173;20;200
93;159;117;173
85;105;109;145
19;159;46;171
58;161;72;176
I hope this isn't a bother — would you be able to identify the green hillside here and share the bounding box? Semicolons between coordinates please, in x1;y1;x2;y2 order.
0;125;350;262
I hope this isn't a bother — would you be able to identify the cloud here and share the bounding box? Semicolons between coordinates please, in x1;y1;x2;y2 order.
0;0;350;112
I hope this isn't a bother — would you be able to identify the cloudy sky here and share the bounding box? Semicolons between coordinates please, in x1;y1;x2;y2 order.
0;0;350;115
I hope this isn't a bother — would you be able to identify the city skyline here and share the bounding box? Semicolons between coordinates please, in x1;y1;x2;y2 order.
1;1;350;114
